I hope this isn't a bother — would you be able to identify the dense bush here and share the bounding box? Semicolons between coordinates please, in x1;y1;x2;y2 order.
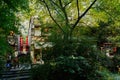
31;56;105;80
106;55;120;73
51;56;104;80
0;56;5;73
31;64;52;80
38;36;113;80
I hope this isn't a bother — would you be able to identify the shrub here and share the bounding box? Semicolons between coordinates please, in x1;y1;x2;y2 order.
31;64;52;80
31;56;105;80
0;56;5;73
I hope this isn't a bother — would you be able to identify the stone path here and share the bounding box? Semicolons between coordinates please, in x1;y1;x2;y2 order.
0;64;31;80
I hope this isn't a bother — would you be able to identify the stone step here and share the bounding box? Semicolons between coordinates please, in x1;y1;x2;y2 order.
1;75;30;80
0;69;31;80
2;72;30;78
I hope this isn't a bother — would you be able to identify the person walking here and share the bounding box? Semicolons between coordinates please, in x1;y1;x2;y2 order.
6;53;12;70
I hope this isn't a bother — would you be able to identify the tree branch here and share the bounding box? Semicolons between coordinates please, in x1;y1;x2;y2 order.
76;0;80;17
50;0;70;24
72;0;97;29
97;7;120;21
58;0;70;27
58;0;63;8
50;0;64;18
42;0;65;34
64;0;74;8
51;0;61;9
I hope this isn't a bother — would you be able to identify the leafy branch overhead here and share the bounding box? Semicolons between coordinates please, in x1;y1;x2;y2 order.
40;0;97;36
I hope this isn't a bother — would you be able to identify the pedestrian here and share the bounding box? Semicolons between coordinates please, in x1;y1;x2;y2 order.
6;53;12;70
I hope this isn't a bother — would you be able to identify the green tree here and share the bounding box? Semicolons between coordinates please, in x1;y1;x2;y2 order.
30;0;120;79
37;0;97;40
0;0;29;56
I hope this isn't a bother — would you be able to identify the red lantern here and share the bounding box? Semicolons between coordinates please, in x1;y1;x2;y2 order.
26;36;28;46
26;36;29;51
20;37;23;51
113;47;117;53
